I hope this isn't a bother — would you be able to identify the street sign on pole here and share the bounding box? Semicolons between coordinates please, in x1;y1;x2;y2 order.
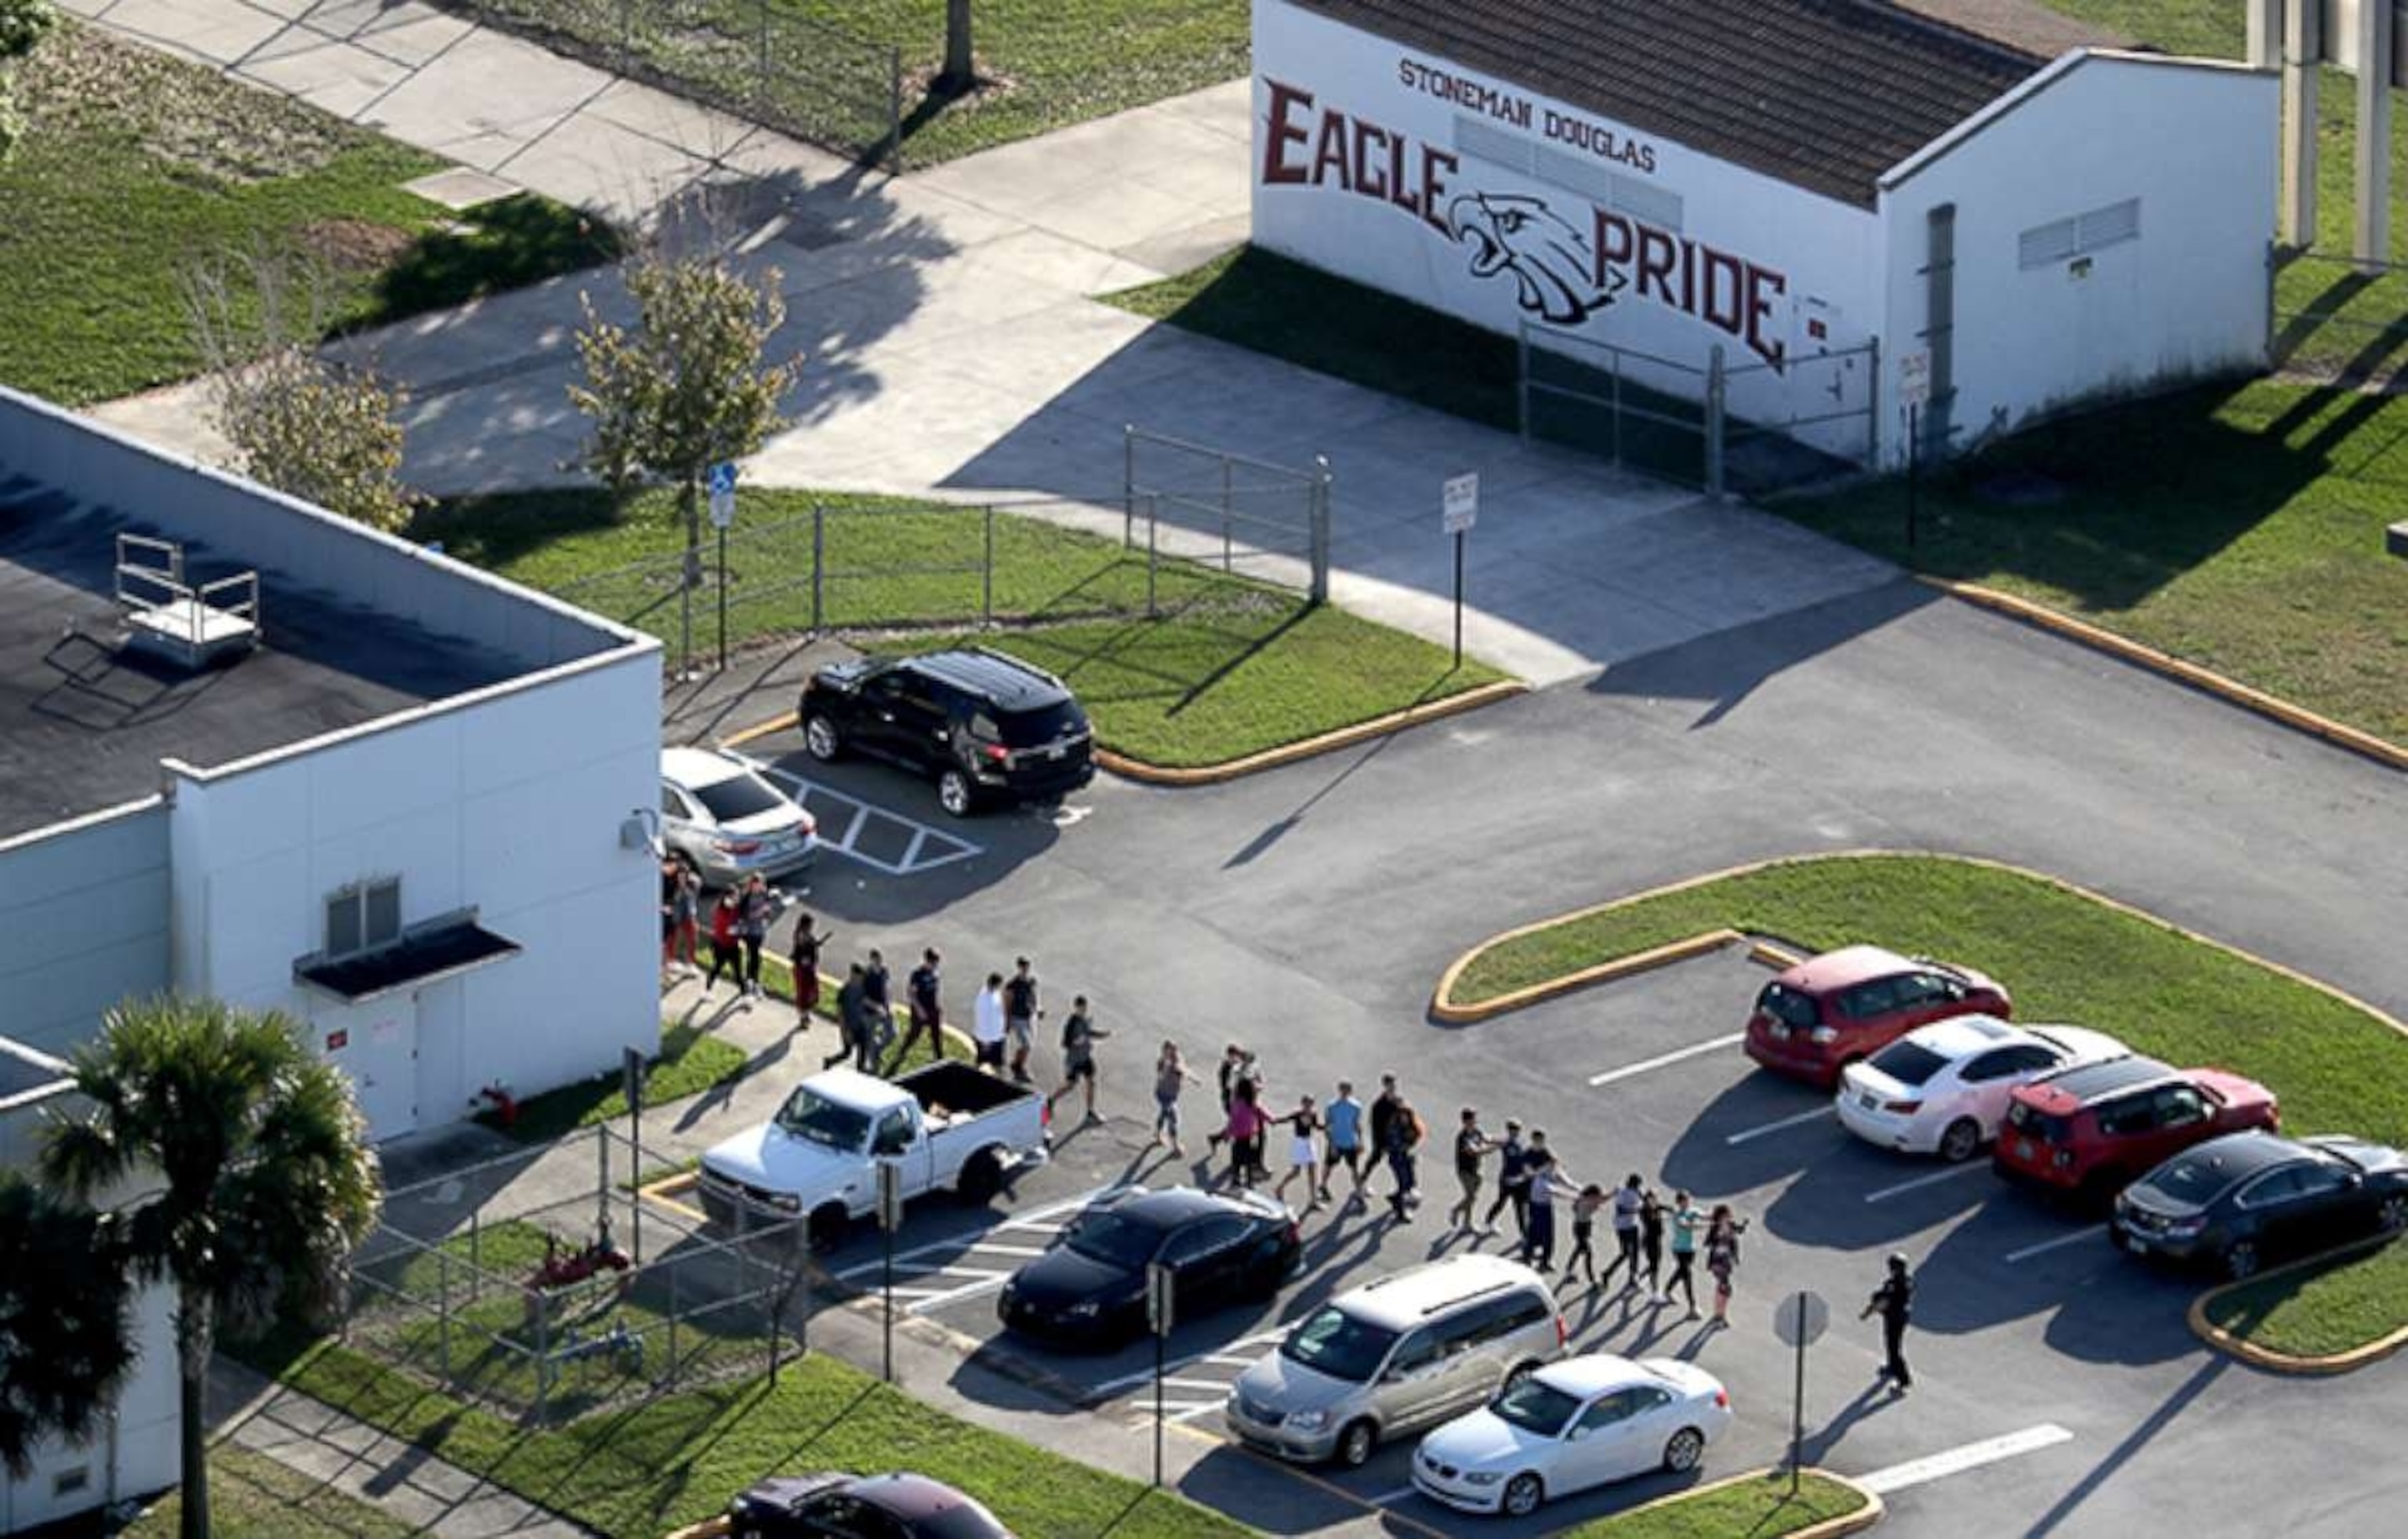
1442;473;1478;670
1896;352;1931;556
879;1162;904;1382
1147;1262;1175;1486
707;462;738;529
1897;350;1933;410
1774;1290;1830;1494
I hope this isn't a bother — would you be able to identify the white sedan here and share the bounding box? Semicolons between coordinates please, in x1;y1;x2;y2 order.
1837;1015;2129;1162
659;747;818;889
1411;1356;1732;1518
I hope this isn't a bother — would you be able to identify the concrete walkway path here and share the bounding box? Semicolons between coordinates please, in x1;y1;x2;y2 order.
78;1;1896;687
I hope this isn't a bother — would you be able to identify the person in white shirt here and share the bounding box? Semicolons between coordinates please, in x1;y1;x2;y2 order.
972;973;1007;1074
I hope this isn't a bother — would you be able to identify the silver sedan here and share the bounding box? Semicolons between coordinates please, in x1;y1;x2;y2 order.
659;747;817;889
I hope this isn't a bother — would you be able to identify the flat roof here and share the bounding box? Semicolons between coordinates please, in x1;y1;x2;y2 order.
1288;0;2058;208
0;480;526;842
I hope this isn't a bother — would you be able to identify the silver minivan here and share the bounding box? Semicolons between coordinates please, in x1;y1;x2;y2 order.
1225;1254;1565;1468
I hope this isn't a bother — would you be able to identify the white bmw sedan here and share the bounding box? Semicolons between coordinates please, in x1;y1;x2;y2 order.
1837;1015;2129;1162
1412;1356;1731;1518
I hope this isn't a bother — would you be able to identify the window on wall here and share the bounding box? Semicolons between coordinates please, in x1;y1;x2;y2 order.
2019;198;2142;269
326;877;402;958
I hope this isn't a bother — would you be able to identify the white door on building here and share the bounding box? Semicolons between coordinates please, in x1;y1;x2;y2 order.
315;1000;419;1140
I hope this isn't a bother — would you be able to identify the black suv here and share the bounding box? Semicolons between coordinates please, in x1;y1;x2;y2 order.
799;649;1094;817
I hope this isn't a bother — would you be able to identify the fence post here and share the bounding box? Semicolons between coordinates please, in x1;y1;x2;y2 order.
437;1250;452;1389
596;1124;611;1245
1310;456;1332;605
1517;324;1532;444
757;0;771;110
1122;425;1136;549
1146;501;1159;619
1705;343;1727;500
888;47;904;174
1866;335;1884;471
982;505;995;627
469;1208;481;1304
811;504;825;636
1221;456;1234;574
535;1287;551;1425
668;1262;681;1388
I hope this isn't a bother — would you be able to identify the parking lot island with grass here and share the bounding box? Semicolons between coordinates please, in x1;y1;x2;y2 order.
1554;1469;1877;1539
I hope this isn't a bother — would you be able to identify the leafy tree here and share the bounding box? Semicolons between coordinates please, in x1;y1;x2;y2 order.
42;998;383;1539
0;1171;136;1479
0;0;58;164
568;248;798;660
183;248;421;533
938;0;975;96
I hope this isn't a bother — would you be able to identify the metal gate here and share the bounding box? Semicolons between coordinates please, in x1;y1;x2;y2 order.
1518;324;1711;487
1122;426;1333;602
1720;340;1880;496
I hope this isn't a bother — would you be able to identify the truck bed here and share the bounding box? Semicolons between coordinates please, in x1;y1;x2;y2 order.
903;1059;1034;1121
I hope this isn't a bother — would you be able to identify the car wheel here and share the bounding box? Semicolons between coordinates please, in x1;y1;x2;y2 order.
803;713;841;762
957;1148;1004;1204
1938;1118;1983;1164
1502;1472;1545;1518
937;768;976;818
2225;1240;2261;1280
2380;1194;2408;1234
807;1201;850;1254
1663;1426;1706;1473
1334;1419;1378;1470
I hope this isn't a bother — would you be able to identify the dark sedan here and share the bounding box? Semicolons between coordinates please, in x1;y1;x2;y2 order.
727;1472;1011;1538
2113;1130;2408;1280
998;1186;1300;1346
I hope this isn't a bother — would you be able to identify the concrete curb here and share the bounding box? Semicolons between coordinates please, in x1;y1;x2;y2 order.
1920;578;2408;774
1536;1465;1880;1537
2188;1235;2408;1375
1093;679;1530;786
1433;928;1750;1023
1430;851;2408;1046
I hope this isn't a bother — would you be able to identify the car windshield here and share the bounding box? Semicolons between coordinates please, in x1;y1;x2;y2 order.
774;1088;872;1151
1757;983;1820;1029
1869;1040;1950;1087
2135;1153;2243;1205
691;772;786;823
1489;1378;1582;1436
1064;1211;1163;1269
989;701;1083;748
1280;1306;1401;1384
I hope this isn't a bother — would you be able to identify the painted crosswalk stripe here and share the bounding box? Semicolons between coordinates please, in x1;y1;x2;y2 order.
1167;1403;1227;1424
1724;1106;1836;1146
1857;1424;2073;1494
2004;1224;2109;1263
1588;1034;1746;1088
1863;1163;1993;1204
904;1270;1010;1314
963;1241;1051;1258
1093;1330;1289;1396
1161;1377;1233;1392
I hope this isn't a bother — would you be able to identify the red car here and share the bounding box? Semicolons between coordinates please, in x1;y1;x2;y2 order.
1993;1057;2278;1203
1743;945;2010;1088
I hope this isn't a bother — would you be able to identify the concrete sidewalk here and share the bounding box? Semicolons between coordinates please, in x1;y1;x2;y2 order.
80;1;1896;688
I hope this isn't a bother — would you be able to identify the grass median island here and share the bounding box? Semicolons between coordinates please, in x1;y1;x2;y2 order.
124;1444;417;1538
1556;1471;1870;1538
0;21;618;406
242;1334;1251;1539
421;486;1508;768
2202;1235;2408;1363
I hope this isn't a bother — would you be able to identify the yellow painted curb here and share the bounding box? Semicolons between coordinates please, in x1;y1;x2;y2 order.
2189;1235;2408;1374
1750;941;1806;969
1431;850;2408;1048
1923;579;2408;773
719;711;794;750
1536;1466;1880;1538
1434;928;1747;1023
636;1171;709;1226
662;1516;730;1539
1092;679;1530;786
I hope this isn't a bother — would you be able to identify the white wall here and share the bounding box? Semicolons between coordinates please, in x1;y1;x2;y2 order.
165;646;662;1140
0;802;170;1061
1249;0;1885;440
1877;53;2278;465
0;1283;179;1532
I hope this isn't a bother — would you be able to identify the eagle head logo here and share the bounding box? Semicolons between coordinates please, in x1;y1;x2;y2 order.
1448;191;1623;324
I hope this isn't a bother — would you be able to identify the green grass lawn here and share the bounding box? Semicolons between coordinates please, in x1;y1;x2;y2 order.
125;1445;416;1539
1555;1472;1869;1538
420;487;1507;766
1447;854;2408;1147
247;1335;1250;1539
0;21;618;406
481;1020;751;1143
2203;1235;2408;1360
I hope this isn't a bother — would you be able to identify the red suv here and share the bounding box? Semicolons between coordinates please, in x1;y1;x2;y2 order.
1994;1057;2278;1203
1743;945;2010;1088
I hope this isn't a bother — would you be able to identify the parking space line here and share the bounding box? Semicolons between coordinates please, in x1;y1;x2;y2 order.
904;1270;1010;1315
1856;1423;2073;1494
1366;1486;1419;1507
1863;1163;1993;1204
963;1241;1051;1258
1724;1106;1836;1145
1587;1034;1744;1088
901;827;927;867
1093;1331;1288;1397
734;755;987;876
1202;1353;1265;1367
1167;1403;1228;1424
2004;1225;2109;1263
1162;1377;1233;1392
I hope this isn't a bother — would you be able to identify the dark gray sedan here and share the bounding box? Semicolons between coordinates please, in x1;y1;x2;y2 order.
2112;1130;2408;1280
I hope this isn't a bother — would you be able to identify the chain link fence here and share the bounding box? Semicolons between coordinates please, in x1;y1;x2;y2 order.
433;0;902;169
344;1126;810;1424
2271;248;2408;389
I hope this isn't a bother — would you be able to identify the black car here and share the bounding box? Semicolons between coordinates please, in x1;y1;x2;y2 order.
728;1472;1012;1538
2112;1130;2408;1280
799;649;1094;817
999;1186;1300;1346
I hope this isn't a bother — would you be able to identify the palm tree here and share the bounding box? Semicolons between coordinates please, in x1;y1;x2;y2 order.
41;997;383;1539
0;1171;136;1478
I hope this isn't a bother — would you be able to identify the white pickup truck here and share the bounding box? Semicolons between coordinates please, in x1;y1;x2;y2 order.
697;1062;1046;1247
